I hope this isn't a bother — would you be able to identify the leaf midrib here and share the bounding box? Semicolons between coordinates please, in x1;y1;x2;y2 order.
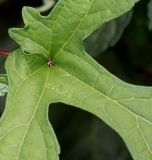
57;66;152;126
0;65;48;159
13;32;49;58
15;68;49;160
136;117;152;155
57;66;152;155
3;65;47;126
52;0;137;59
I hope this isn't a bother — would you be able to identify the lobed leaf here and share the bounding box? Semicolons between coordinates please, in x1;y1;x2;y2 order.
1;0;152;160
0;50;60;160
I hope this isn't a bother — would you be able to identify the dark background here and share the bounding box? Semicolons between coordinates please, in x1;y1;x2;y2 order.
0;0;152;159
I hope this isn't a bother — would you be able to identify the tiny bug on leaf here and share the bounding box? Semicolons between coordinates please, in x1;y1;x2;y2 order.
48;59;55;67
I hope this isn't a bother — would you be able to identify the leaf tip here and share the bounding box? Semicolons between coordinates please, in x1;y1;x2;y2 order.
22;6;40;25
8;28;19;39
22;6;34;16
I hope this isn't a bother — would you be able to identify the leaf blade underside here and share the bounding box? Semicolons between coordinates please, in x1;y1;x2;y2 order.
1;0;152;160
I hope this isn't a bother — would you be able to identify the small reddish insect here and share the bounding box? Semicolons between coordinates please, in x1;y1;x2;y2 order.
48;59;55;67
0;49;10;57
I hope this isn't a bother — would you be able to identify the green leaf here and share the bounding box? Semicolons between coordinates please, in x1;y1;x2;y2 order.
9;0;139;57
2;0;152;160
0;50;60;160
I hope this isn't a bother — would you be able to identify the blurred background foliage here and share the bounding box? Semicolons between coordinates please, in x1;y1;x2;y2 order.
0;0;152;159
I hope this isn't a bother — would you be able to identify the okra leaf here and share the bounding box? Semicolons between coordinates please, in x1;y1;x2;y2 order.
1;1;152;160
